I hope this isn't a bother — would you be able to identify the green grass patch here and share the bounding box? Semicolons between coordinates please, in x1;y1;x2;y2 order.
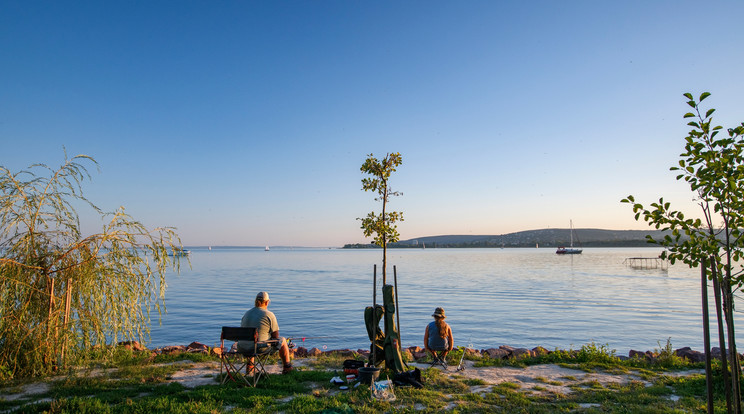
1;344;736;414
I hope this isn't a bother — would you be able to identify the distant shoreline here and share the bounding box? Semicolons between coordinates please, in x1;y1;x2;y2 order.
343;228;679;249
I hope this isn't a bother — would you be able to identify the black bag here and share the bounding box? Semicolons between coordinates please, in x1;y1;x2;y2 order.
393;367;423;388
343;359;365;374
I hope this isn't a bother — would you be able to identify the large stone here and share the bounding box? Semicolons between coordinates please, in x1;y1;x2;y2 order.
675;347;705;363
645;350;658;359
294;347;308;357
408;346;423;354
532;346;549;356
187;341;209;353
629;349;645;359
674;346;692;355
464;348;480;357
308;347;322;357
211;347;223;356
484;348;510;359
711;347;722;359
511;348;531;359
159;345;187;355
412;351;427;361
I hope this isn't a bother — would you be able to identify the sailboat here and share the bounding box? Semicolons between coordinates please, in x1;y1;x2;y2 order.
556;220;582;255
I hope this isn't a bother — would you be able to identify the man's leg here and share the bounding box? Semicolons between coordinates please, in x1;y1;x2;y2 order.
246;356;255;375
278;338;293;373
279;341;291;365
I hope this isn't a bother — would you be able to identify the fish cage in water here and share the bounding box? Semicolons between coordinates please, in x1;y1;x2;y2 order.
623;257;668;271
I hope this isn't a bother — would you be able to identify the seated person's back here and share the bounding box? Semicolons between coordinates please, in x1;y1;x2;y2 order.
237;291;293;374
424;307;454;359
240;305;278;346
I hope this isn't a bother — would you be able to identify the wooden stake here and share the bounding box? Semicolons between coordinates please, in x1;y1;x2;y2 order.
372;264;377;366
393;265;401;351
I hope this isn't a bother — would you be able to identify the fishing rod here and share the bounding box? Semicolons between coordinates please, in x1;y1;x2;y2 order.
286;336;334;341
456;346;466;372
285;336;336;348
455;340;474;372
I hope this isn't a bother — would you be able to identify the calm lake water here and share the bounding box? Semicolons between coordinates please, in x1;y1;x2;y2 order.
148;247;733;355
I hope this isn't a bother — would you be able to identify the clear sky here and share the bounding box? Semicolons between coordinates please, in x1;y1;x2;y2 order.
2;1;743;247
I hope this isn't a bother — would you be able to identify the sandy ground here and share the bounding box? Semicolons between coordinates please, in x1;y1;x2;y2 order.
1;358;705;406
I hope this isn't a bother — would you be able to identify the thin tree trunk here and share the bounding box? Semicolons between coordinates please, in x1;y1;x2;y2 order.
722;212;741;414
381;185;387;286
701;258;714;414
712;261;733;413
722;279;741;413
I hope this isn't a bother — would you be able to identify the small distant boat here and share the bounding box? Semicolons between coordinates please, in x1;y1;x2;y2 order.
556;220;582;255
265;246;270;251
169;248;190;257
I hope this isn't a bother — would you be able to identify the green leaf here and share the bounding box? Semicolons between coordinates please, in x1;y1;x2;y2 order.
683;112;695;118
683;92;693;100
705;108;716;118
699;92;711;101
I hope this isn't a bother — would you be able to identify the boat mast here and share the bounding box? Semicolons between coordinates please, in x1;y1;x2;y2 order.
569;220;574;248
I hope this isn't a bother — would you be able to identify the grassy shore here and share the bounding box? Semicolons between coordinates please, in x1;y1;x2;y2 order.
0;343;732;413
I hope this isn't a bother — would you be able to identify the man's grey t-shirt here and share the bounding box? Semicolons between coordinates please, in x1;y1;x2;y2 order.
238;306;278;352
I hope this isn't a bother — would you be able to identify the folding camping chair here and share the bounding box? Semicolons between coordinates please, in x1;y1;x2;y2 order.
429;349;449;370
219;326;277;387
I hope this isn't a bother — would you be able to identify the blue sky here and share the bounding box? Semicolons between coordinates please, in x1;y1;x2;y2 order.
2;1;743;247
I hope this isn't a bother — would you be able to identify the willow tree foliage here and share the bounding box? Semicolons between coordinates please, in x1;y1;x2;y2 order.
0;154;184;379
359;152;403;284
622;92;744;413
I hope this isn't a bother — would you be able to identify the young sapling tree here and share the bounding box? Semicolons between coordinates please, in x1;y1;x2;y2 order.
359;152;403;285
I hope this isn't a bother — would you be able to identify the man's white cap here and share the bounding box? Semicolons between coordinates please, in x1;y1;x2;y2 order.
256;291;270;301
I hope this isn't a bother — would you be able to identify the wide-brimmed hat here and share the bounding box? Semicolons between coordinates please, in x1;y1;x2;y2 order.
432;307;445;318
256;291;270;301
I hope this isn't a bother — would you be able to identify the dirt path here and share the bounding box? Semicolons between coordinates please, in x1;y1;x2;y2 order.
162;359;705;396
0;358;705;403
410;360;703;396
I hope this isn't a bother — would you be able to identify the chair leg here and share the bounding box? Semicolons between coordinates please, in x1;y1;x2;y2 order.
430;352;448;370
221;350;276;388
221;353;251;386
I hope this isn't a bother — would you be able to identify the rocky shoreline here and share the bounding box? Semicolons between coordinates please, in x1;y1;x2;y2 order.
121;341;721;364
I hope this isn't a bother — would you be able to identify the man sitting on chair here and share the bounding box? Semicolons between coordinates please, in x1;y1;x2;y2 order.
238;291;293;374
424;307;454;363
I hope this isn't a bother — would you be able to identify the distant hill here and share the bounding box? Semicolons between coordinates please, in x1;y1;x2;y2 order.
343;228;679;249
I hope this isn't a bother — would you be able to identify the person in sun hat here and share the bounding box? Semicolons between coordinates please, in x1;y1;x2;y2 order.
238;291;293;374
424;307;454;361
